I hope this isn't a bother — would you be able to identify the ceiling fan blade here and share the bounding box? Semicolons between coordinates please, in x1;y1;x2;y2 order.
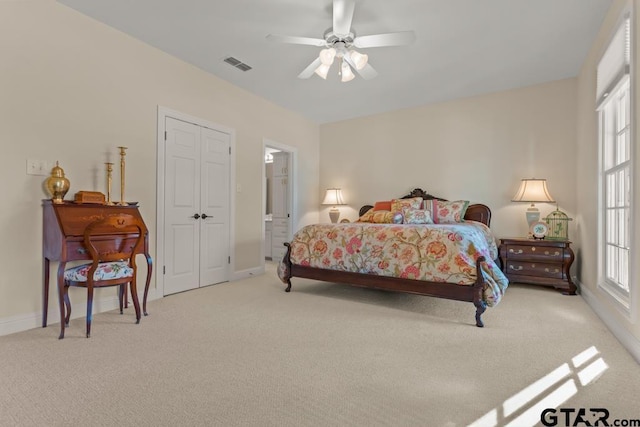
356;63;378;80
333;0;355;37
353;31;416;48
266;34;326;47
343;54;378;80
297;57;322;79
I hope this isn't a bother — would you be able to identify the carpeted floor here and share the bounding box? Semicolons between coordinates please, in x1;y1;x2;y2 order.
1;262;639;427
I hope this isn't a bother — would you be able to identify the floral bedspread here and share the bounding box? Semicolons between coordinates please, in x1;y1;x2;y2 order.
282;221;508;307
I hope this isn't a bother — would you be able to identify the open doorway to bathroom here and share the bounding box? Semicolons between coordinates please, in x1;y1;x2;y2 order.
263;140;296;264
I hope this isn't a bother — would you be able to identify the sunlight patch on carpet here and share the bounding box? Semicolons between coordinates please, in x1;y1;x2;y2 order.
467;346;608;427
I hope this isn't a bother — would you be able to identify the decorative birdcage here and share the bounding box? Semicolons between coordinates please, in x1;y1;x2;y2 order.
544;208;573;241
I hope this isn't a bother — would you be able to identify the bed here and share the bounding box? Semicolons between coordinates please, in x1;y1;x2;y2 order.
277;188;509;327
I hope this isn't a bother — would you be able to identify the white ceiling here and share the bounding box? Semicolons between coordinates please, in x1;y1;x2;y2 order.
57;0;612;124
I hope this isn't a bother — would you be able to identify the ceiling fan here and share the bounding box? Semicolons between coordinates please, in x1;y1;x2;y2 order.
266;0;416;82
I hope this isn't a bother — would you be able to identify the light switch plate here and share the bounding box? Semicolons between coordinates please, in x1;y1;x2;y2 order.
26;159;52;176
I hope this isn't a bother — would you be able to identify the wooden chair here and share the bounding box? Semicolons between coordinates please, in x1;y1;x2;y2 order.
61;214;144;338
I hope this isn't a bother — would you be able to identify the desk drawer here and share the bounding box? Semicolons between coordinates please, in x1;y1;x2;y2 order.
505;245;563;261
506;261;563;279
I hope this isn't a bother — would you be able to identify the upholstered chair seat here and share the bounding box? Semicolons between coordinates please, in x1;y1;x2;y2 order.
64;261;133;282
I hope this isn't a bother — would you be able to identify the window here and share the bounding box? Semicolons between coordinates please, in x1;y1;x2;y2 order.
597;15;633;309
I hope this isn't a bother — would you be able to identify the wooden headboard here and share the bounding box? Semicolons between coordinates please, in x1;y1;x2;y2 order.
358;188;492;227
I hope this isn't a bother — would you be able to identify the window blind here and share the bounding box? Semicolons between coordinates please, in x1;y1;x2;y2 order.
596;16;630;108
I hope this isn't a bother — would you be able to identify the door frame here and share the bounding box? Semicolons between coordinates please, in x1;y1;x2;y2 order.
156;106;236;297
262;138;297;264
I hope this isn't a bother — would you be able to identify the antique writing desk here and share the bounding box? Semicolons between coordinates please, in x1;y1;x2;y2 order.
42;200;153;330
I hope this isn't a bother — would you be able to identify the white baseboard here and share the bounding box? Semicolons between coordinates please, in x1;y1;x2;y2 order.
3;266;274;337
231;265;266;281
579;281;640;364
0;288;162;337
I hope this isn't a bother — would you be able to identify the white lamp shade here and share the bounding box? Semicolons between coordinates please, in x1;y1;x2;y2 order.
314;63;331;79
512;178;555;231
511;179;555;203
319;48;336;65
349;50;368;70
322;188;345;206
341;62;355;82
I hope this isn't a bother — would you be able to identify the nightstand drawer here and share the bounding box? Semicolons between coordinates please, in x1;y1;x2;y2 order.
499;237;576;294
506;261;563;279
504;244;563;261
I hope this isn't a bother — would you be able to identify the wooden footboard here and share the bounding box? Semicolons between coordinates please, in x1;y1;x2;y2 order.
282;242;488;327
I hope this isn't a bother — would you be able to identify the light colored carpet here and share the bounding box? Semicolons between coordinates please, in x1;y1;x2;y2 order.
1;262;639;427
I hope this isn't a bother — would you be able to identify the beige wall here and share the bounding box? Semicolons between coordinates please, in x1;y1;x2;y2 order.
0;0;319;327
320;79;578;241
576;0;640;356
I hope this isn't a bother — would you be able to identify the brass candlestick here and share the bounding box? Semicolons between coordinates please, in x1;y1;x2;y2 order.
117;146;127;205
105;162;114;205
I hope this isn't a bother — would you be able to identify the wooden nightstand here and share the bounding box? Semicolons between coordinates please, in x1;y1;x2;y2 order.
499;238;576;295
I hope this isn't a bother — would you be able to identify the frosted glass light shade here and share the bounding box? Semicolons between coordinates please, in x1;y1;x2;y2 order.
341;62;355;82
319;48;336;65
314;63;331;79
349;50;368;70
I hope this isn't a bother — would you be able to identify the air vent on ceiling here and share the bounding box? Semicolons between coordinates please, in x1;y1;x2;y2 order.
224;56;252;72
236;63;252;72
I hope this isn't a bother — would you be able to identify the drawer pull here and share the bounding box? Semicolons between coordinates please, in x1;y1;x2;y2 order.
544;268;560;273
509;249;523;254
77;248;86;254
531;247;536;252
509;265;523;271
543;251;561;256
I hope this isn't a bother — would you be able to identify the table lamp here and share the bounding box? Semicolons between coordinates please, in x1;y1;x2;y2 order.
511;178;555;228
322;188;345;223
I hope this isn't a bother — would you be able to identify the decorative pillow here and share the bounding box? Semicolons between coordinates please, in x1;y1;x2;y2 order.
64;261;133;282
357;208;375;222
390;197;422;214
423;199;469;223
437;200;470;223
357;209;396;223
403;208;434;224
373;200;392;211
370;210;395;223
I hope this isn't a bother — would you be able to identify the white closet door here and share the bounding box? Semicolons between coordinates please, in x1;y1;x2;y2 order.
199;127;230;286
164;117;230;295
164;117;201;295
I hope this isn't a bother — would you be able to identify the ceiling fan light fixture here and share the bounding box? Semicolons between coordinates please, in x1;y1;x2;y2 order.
341;61;355;82
319;48;336;65
349;50;368;70
314;63;331;79
267;0;415;81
